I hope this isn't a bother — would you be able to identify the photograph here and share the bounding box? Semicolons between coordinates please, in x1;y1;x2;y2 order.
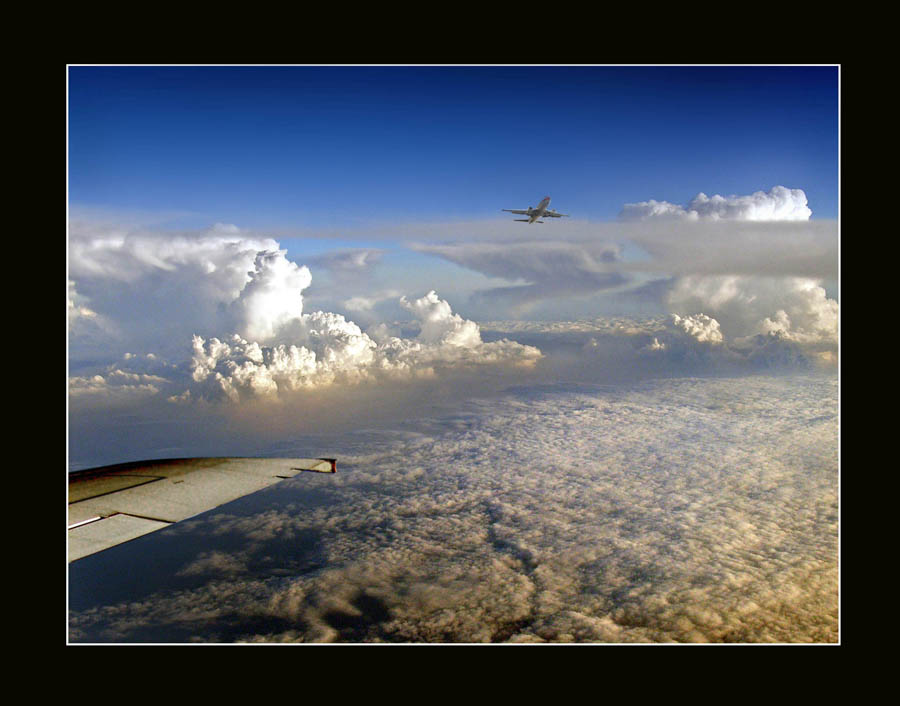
67;64;839;644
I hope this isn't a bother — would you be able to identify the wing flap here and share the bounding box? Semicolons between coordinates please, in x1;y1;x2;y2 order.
68;457;336;562
69;514;172;563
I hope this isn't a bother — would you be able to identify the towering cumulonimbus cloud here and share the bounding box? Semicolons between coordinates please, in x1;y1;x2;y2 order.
185;287;542;403
68;222;289;356
399;290;482;348
69;222;542;404
227;250;312;343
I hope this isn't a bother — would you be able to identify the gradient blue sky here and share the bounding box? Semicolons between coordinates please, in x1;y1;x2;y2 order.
68;65;839;231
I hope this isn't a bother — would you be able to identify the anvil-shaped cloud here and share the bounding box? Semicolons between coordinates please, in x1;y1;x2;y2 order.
406;187;836;327
412;240;627;313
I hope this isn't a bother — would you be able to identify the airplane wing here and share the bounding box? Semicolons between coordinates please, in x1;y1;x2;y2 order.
544;211;569;218
502;209;529;215
67;457;336;562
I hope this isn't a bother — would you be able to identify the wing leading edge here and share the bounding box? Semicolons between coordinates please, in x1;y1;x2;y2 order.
67;457;336;562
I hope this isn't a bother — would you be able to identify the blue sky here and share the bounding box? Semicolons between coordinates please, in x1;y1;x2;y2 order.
68;64;839;347
68;65;839;230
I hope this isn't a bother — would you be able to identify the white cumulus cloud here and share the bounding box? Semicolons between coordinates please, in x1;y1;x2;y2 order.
667;276;837;346
620;186;812;222
227;250;312;343
184;290;541;403
400;290;482;348
669;313;723;344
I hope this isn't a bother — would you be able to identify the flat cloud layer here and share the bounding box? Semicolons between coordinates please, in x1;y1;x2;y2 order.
69;373;838;643
617;220;837;281
412;241;627;313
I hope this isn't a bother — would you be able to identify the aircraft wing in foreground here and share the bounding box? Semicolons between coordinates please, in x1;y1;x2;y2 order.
67;457;336;562
502;195;569;223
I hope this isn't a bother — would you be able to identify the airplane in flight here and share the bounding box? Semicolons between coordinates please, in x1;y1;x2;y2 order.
502;196;569;223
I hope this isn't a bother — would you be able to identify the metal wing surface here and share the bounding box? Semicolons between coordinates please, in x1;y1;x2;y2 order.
68;457;336;562
501;209;529;214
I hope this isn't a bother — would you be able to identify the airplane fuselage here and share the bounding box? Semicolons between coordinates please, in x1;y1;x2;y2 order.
527;196;552;223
